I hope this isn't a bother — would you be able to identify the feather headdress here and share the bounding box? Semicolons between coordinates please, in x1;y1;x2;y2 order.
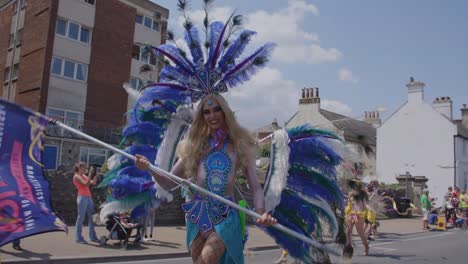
99;0;274;222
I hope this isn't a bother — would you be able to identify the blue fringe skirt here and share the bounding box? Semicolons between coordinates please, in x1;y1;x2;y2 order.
186;209;244;264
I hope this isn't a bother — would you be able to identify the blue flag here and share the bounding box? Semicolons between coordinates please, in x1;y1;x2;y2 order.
0;99;67;247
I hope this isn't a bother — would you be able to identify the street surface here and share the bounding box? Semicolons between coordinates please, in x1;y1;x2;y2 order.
93;229;468;264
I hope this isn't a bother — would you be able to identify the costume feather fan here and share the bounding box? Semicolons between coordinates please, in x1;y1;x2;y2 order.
263;125;345;263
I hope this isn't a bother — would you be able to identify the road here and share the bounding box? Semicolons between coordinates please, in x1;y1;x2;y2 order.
93;229;468;264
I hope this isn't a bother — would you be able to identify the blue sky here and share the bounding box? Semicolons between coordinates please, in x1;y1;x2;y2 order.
152;0;468;129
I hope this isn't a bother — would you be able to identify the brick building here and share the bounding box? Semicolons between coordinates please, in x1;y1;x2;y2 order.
1;0;168;167
0;0;185;224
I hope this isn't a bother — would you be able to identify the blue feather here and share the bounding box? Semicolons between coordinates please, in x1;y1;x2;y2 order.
122;122;163;146
184;26;204;65
222;42;276;87
159;65;192;84
121;145;158;165
264;209;313;263
153;44;195;74
109;174;154;199
206;21;224;68
218;30;257;72
288;124;341;141
289;137;342;177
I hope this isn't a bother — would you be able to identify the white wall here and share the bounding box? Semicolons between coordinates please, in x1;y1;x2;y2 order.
377;100;457;204
286;103;336;132
48;77;87;112
455;137;468;190
58;0;95;28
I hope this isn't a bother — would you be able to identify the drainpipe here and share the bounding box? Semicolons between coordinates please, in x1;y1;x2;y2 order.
453;135;457;187
6;2;22;100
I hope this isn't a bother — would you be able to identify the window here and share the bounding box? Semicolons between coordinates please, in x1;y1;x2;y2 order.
80;27;90;43
51;57;62;75
13;1;18;13
12;64;18;80
152;21;159;31
56;19;66;36
136;14;159;32
80;147;111;166
8;33;14;48
76;64;87;81
129;77;142;90
84;0;95;5
135;14;143;24
66;111;80;128
63;60;75;78
43;145;58;170
16;29;23;46
51;56;88;81
20;0;27;9
4;67;10;82
143;16;152;28
132;44;156;65
55;18;91;44
68;22;79;40
47;108;82;128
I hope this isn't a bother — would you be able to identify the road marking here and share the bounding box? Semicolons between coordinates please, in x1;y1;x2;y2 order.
369;232;453;246
372;246;397;253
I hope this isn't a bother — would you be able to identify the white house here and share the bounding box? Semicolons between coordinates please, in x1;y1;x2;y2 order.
377;78;468;204
285;87;378;178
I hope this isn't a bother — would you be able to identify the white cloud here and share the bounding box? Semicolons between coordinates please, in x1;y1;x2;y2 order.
224;67;298;129
338;67;359;83
321;99;353;116
245;0;343;64
172;0;343;64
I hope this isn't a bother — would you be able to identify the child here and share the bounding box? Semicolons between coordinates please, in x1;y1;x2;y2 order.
118;211;138;229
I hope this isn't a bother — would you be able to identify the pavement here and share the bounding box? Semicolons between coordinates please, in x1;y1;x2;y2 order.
0;217;424;264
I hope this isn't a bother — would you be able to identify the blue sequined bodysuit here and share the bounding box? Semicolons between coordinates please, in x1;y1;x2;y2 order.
182;139;232;232
183;138;245;264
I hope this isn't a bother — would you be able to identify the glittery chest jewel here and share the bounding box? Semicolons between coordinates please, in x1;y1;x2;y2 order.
182;139;233;232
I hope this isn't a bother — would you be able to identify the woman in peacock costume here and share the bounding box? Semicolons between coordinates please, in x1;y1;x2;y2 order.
100;1;347;263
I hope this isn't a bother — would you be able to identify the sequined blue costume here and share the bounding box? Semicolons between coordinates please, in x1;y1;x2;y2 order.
182;139;244;264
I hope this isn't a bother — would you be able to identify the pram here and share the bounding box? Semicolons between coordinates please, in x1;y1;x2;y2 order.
99;213;141;249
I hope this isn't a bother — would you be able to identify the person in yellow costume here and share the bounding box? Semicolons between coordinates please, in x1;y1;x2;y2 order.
344;179;369;257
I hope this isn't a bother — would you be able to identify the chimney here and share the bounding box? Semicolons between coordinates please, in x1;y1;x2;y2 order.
432;96;453;120
299;86;320;112
461;104;468;128
406;77;425;104
363;110;381;128
299;87;320;104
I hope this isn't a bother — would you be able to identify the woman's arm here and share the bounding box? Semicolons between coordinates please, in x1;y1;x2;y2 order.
243;146;264;213
135;154;185;189
243;146;276;226
89;167;97;185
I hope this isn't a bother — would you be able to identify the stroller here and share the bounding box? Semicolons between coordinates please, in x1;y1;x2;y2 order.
99;212;142;249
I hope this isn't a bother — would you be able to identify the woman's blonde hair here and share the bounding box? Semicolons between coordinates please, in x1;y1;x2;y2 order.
177;94;255;177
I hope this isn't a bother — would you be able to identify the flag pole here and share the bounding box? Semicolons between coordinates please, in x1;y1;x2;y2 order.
51;120;338;255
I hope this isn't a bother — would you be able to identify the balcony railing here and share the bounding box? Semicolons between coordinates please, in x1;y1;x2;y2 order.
46;120;123;144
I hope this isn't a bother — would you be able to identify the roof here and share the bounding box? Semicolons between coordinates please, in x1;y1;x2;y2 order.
319;109;376;145
452;120;468;139
254;123;281;134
